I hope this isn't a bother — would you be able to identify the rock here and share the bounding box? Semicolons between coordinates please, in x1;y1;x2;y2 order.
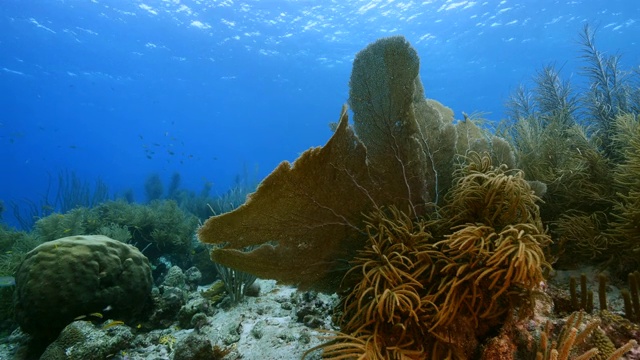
173;332;215;360
244;282;260;297
184;267;203;287
40;321;133;360
163;266;186;288
177;295;213;329
148;285;187;328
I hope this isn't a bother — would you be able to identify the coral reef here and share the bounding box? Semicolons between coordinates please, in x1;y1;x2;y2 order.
144;173;164;202
9;170;110;231
1;26;637;360
39;320;134;360
199;36;552;358
502;26;640;274
607;113;640;269
578;25;640;158
0;197;207;339
198;36;467;293
313;153;550;359
33;200;198;267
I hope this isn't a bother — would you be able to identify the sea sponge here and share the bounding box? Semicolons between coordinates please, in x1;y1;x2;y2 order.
13;235;152;340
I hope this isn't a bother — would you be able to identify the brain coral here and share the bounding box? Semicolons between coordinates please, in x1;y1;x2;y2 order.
13;235;153;340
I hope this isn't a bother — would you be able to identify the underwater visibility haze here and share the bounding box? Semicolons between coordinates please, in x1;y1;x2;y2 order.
1;0;638;228
2;1;640;359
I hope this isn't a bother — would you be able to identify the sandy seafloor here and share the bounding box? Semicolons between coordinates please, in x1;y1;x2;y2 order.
0;279;339;360
1;268;639;360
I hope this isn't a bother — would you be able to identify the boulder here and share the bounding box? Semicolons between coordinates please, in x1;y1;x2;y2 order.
13;235;152;340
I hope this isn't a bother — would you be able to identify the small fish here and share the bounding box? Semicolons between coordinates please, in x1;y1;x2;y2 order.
0;276;15;287
102;320;125;329
73;312;103;321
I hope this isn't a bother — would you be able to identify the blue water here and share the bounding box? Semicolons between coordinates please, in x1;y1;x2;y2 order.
1;0;638;229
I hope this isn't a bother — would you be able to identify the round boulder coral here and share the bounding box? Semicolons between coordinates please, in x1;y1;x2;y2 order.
13;235;153;340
